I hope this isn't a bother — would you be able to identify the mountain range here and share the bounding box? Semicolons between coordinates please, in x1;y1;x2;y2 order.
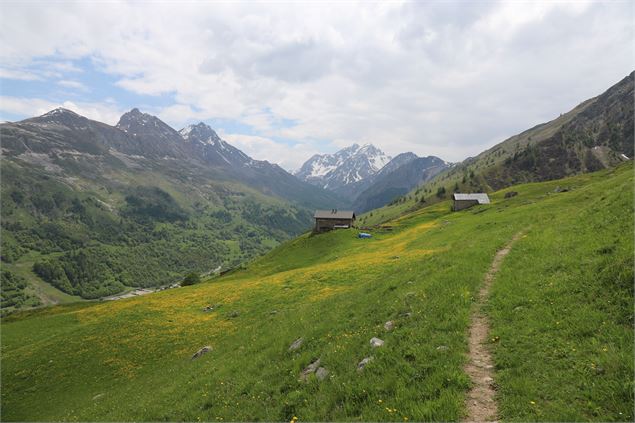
2;71;633;308
295;144;450;212
0;108;346;302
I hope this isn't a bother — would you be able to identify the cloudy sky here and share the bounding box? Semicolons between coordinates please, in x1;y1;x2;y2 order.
0;1;632;170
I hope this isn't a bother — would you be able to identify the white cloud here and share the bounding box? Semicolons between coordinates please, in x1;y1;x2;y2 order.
0;1;632;168
0;68;42;81
0;96;124;125
219;132;318;172
57;79;90;92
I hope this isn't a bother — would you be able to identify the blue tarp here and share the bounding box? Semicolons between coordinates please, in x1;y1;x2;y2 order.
358;233;372;238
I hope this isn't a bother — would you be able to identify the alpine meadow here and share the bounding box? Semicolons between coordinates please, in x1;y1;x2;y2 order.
1;2;634;423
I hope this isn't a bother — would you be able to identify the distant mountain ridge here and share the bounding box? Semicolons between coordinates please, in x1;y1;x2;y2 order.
295;143;391;193
0;108;346;301
353;155;449;213
295;143;450;209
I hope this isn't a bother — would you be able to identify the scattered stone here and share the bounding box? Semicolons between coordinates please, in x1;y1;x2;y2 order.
504;191;518;198
315;367;329;381
227;310;240;318
288;338;304;352
92;393;104;401
399;311;413;318
513;306;524;312
270;310;278;315
370;337;384;348
191;346;212;360
594;366;605;375
299;358;321;381
436;345;449;352
406;281;414;285
553;186;569;193
357;357;373;372
202;304;219;312
384;321;395;331
391;255;400;259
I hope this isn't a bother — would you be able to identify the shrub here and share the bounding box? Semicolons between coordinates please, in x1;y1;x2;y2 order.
182;272;201;286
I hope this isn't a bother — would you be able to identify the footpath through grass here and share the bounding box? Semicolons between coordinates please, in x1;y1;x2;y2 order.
1;163;632;421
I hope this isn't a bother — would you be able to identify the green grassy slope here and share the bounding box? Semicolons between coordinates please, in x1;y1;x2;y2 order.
1;163;632;422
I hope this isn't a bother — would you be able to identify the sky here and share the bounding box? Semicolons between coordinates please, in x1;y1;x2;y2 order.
0;1;632;171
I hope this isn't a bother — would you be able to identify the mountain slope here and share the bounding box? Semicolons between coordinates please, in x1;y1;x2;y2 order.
0;109;344;303
353;155;448;213
361;71;634;225
2;163;632;421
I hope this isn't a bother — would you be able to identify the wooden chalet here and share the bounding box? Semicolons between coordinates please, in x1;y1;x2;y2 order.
314;209;356;233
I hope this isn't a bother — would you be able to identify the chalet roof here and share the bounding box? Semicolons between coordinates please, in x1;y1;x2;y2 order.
314;209;356;219
452;193;490;204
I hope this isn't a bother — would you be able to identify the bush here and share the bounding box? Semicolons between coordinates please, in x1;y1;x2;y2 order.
182;272;201;286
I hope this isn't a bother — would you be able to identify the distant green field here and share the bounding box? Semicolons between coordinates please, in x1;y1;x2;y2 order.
1;163;632;421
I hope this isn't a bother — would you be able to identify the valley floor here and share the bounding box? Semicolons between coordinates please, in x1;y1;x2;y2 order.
1;163;633;421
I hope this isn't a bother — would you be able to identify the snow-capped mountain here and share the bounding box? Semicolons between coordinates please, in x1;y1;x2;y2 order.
294;143;391;194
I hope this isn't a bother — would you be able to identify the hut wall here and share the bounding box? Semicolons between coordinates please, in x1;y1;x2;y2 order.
453;199;479;211
315;218;354;232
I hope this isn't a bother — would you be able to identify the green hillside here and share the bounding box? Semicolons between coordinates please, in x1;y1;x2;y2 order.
0;109;347;312
1;162;632;421
0;157;315;308
358;72;633;227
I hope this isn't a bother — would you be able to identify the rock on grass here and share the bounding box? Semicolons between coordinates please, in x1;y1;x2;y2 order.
299;358;321;381
191;346;212;360
370;337;384;348
288;338;304;352
357;357;373;371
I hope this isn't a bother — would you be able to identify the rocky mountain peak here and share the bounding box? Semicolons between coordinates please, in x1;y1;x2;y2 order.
179;122;222;146
116;108;166;131
42;107;80;117
295;143;391;193
33;107;87;126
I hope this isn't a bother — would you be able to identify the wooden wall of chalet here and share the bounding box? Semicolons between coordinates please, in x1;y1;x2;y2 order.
453;199;480;211
314;218;354;232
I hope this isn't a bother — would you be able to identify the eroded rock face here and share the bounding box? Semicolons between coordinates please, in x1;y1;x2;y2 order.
191;346;212;360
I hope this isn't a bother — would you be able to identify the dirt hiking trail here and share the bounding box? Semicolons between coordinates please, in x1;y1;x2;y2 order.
464;232;524;422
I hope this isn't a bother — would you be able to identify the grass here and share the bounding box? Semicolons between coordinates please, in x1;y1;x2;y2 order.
1;162;632;421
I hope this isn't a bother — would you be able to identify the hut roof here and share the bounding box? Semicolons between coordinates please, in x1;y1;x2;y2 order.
314;210;356;219
452;193;490;204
